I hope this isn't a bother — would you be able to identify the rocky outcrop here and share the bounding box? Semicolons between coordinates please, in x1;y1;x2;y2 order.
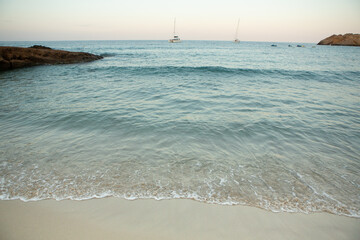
318;33;360;47
0;45;103;71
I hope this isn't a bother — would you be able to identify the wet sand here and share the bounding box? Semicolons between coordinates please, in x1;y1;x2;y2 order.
0;198;359;240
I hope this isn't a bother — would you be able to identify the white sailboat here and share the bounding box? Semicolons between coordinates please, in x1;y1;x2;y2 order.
234;18;240;43
169;18;181;43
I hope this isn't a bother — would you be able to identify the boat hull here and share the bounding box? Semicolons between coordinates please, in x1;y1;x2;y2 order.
169;39;181;43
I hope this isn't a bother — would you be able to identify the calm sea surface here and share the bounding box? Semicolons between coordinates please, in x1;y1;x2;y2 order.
0;40;359;217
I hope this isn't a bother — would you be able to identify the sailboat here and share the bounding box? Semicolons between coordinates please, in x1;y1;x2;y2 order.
234;18;240;43
169;18;181;43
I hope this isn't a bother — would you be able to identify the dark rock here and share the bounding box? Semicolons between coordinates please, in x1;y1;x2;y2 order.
318;33;360;46
0;46;103;71
29;45;52;50
0;59;11;71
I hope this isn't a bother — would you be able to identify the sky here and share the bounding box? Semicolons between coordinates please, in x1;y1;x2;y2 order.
0;0;359;42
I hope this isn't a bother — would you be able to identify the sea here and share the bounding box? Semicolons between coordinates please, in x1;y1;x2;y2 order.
0;40;359;218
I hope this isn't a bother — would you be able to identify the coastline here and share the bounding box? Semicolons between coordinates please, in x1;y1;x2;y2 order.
0;198;359;240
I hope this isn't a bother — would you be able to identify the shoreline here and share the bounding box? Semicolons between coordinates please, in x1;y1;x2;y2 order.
2;195;359;219
1;198;359;240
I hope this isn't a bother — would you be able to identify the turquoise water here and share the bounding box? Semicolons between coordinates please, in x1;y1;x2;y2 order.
0;41;359;217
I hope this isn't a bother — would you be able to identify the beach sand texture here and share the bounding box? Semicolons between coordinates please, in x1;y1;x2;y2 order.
0;198;359;240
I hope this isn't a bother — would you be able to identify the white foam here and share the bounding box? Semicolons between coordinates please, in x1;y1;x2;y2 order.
1;192;359;218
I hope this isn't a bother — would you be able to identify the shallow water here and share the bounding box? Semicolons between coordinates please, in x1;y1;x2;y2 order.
0;40;359;217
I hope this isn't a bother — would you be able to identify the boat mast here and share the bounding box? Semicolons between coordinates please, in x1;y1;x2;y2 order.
235;18;240;40
173;18;176;36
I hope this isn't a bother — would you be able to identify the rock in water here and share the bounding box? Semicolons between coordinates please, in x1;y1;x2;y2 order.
0;46;103;71
29;45;53;50
317;33;360;47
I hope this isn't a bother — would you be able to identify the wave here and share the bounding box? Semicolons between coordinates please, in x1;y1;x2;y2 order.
86;65;359;83
2;188;359;218
99;52;149;57
99;52;117;57
1;121;359;219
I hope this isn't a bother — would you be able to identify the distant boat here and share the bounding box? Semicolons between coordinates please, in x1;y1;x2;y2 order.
297;45;305;48
234;18;240;43
169;18;181;43
271;44;277;47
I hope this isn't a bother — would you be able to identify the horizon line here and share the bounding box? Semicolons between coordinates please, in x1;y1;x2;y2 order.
0;39;318;44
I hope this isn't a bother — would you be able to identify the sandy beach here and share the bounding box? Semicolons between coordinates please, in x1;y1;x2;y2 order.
0;198;359;240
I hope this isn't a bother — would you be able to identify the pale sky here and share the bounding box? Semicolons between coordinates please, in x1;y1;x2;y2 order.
0;0;359;42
